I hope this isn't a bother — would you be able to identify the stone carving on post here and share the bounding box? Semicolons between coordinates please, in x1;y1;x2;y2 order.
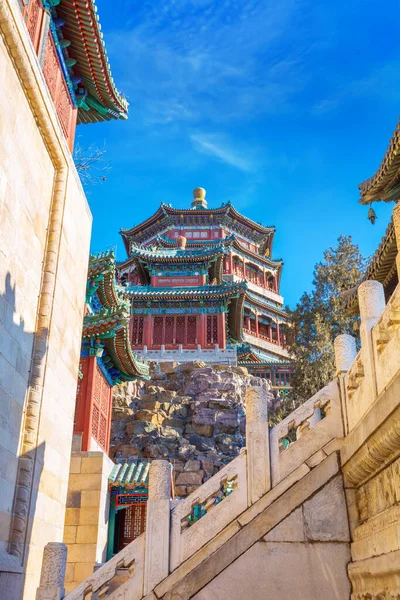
358;280;385;400
358;280;386;335
144;460;171;595
334;334;357;435
334;334;357;375
36;542;67;600
246;385;270;506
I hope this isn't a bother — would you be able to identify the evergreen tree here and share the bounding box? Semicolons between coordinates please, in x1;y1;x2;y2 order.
285;235;366;403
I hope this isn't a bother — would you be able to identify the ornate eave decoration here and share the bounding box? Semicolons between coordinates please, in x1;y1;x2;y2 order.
120;202;276;253
359;119;400;204
343;219;398;315
125;281;247;302
85;250;149;381
56;0;128;124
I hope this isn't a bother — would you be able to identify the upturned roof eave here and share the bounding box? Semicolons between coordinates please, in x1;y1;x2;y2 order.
343;218;398;313
358;119;400;205
57;0;128;124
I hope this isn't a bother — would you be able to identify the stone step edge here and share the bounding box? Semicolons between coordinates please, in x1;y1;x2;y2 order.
153;452;340;600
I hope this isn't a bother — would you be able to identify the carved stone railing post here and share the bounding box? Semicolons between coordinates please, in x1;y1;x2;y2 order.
334;334;357;435
144;460;172;595
334;334;357;375
36;542;67;600
392;201;400;277
358;280;385;400
246;385;270;506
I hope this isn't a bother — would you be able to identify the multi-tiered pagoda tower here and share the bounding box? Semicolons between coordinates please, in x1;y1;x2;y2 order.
118;188;292;392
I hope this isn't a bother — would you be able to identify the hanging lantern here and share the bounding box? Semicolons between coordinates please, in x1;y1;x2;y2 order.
368;204;377;225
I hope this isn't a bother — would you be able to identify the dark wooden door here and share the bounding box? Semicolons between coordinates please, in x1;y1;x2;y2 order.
117;505;147;551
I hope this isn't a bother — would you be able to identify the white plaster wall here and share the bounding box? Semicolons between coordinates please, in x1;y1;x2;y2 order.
0;12;92;598
0;31;54;556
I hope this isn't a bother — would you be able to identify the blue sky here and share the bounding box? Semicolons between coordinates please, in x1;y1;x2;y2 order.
79;0;400;307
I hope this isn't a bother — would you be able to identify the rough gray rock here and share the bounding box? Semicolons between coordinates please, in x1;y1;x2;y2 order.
110;362;276;497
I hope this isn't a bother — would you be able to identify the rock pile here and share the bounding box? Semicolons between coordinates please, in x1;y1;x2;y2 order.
110;361;275;497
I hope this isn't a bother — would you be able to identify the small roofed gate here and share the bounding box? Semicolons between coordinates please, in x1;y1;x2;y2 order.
108;461;151;559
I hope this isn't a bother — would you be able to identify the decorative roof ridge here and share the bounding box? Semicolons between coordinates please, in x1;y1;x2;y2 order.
129;240;230;261
86;0;128;113
358;118;400;203
125;281;248;297
227;205;276;233
154;232;236;247
119;205;166;236
231;238;283;266
245;291;287;316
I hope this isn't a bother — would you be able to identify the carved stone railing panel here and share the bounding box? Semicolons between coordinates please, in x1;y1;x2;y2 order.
270;379;343;486
62;534;144;600
344;347;375;432
348;550;400;600
170;451;247;571
372;286;400;396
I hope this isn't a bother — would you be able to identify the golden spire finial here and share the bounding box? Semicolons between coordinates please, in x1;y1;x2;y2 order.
192;187;207;209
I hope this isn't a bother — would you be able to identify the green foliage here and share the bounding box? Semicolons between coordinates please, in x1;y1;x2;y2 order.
285;235;366;403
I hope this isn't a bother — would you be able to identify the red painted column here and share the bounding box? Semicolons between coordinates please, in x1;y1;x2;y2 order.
242;259;246;278
229;252;233;274
245;315;251;331
105;384;113;454
143;315;152;347
268;324;273;342
263;271;267;289
277;322;281;345
274;276;278;293
218;313;226;349
255;314;259;337
198;314;206;348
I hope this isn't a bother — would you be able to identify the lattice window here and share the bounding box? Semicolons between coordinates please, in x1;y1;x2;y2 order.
187;316;197;344
91;364;111;451
133;504;147;538
93;368;102;406
206;315;218;345
132;316;144;346
153;316;163;345
91;405;99;438
98;415;107;449
120;505;147;550
176;316;185;344
165;316;175;345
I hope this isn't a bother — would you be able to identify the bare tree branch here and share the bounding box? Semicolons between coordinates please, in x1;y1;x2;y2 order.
74;140;111;186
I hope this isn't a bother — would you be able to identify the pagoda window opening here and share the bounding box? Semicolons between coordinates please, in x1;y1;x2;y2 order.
266;273;276;292
258;319;271;341
246;263;264;285
151;314;197;348
233;257;244;277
